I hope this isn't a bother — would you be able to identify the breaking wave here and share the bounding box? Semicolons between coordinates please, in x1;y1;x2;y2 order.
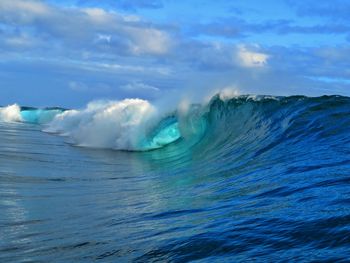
0;94;349;152
0;104;22;122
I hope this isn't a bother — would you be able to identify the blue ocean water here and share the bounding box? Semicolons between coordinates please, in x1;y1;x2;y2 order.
0;95;350;262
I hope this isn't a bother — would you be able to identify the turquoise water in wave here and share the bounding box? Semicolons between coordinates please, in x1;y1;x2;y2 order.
1;95;350;261
20;108;65;124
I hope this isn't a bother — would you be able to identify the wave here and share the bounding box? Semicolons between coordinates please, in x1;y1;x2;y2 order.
1;94;349;262
44;99;182;150
1;94;349;152
20;107;65;124
0;105;65;124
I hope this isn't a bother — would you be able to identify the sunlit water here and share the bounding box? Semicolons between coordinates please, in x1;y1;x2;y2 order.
1;96;350;262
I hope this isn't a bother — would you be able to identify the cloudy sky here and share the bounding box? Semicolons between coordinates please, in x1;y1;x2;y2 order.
1;0;350;107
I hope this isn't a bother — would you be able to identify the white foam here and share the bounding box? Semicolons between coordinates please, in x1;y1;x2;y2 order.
246;95;279;101
202;87;240;104
0;104;22;122
45;99;159;150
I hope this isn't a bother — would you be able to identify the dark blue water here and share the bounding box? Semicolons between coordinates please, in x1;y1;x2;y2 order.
1;95;350;262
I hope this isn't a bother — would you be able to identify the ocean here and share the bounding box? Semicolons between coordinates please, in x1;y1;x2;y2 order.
0;95;350;262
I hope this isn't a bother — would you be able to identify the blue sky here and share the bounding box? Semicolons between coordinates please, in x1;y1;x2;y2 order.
0;0;350;107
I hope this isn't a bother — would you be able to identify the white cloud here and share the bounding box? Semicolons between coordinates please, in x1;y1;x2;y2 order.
237;46;269;68
0;0;172;56
69;81;89;92
4;34;36;48
96;34;112;43
83;7;113;24
121;81;160;92
69;81;111;93
0;0;51;24
126;27;172;55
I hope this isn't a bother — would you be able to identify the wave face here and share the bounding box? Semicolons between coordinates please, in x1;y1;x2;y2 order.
20;108;65;124
181;94;350;156
1;95;350;261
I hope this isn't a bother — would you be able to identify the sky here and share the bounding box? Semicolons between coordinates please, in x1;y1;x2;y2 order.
1;0;350;107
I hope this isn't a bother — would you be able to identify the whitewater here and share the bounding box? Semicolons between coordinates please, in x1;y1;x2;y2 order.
1;94;350;261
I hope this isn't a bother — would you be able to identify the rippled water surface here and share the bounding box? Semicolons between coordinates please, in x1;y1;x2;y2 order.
1;96;350;262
